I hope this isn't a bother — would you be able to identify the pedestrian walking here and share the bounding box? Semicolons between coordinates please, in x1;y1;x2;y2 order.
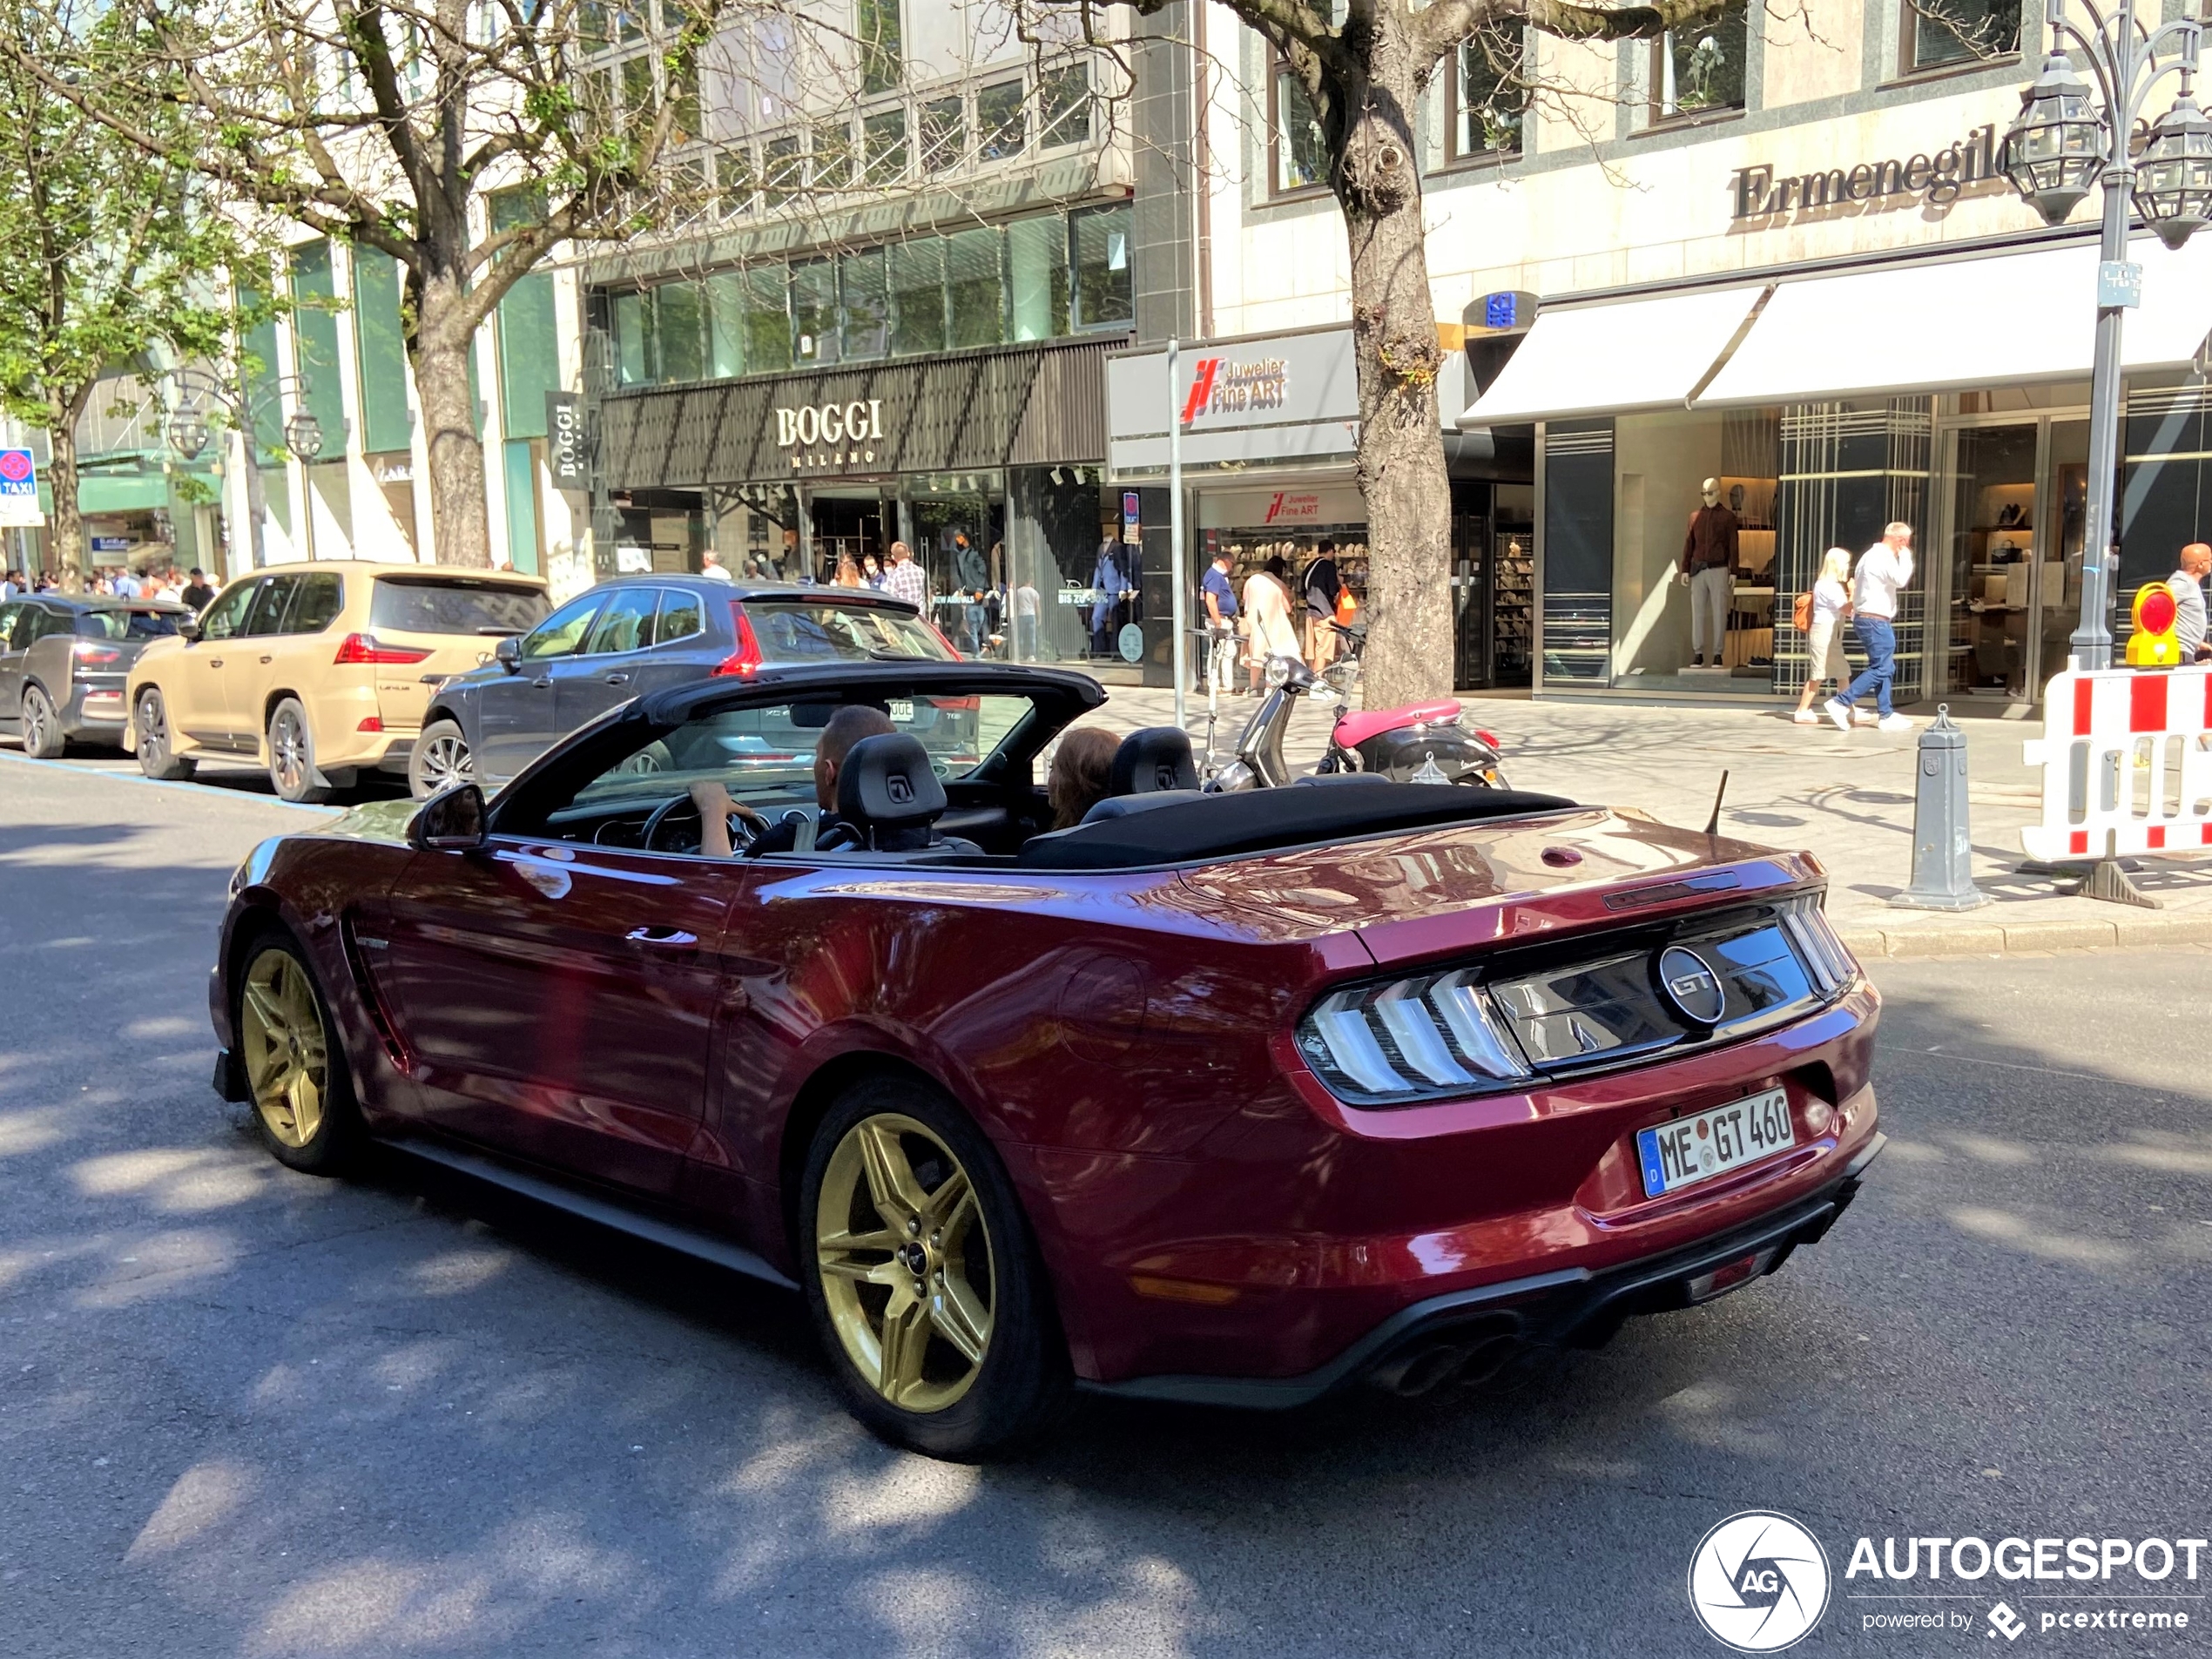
1303;541;1342;672
881;539;928;613
860;551;885;590
1825;522;1917;733
1200;548;1241;696
179;568;216;610
2168;541;2209;664
1792;547;1855;725
700;548;734;583
1241;554;1302;696
833;553;863;588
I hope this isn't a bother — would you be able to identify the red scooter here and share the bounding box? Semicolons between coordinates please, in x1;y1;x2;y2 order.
1208;621;1509;792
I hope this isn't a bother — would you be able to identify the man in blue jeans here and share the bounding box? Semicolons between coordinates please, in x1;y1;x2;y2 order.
1826;522;1917;734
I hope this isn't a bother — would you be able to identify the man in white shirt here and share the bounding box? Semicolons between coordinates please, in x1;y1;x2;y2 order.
1825;522;1916;734
700;548;734;583
2169;542;2209;663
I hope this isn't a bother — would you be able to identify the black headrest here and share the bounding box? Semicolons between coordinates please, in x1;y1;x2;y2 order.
835;732;946;849
1109;727;1198;795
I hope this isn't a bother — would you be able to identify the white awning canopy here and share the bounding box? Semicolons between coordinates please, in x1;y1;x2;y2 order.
1696;237;2212;406
1457;286;1768;427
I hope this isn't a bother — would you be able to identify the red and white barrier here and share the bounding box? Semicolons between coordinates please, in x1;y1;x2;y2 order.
2021;665;2212;860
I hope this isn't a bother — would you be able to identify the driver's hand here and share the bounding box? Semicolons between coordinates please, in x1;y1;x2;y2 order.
688;779;740;859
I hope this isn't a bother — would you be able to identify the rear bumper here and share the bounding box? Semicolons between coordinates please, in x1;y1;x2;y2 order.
61;682;128;738
1084;1134;1884;1408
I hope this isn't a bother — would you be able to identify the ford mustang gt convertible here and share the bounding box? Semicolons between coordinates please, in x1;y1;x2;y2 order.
209;659;1884;1458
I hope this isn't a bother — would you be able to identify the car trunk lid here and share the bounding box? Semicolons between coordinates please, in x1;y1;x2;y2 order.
367;575;548;732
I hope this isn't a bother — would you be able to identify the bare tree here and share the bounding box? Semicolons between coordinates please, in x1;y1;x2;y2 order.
12;0;873;565
1053;0;1718;705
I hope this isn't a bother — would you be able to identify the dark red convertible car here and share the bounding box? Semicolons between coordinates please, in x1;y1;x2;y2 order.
211;659;1883;1457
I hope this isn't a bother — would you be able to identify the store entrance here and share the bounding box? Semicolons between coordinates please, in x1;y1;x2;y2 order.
809;486;891;584
1941;419;2087;701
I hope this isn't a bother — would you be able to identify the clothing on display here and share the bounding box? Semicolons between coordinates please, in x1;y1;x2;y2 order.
1690;565;1733;660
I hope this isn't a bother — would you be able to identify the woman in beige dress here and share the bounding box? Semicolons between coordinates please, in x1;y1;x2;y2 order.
1240;554;1304;695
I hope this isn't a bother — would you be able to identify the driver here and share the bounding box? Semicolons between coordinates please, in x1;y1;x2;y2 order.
688;705;894;858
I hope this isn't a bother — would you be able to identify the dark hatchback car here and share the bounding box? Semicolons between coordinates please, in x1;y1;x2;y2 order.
408;576;958;796
0;594;192;758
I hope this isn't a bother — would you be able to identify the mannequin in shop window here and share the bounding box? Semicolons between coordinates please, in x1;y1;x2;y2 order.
1680;477;1740;669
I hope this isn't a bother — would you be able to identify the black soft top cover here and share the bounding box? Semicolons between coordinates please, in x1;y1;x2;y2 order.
1015;784;1575;870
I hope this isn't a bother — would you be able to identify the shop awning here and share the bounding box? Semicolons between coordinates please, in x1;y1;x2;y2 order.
1696;237;2212;406
1456;285;1769;427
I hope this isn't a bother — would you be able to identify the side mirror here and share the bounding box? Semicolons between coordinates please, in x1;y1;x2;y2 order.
408;782;488;851
495;636;522;673
176;617;201;643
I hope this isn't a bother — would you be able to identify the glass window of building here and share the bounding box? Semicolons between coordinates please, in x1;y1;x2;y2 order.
762;133;802;206
811;118;853;190
1271;63;1327;193
921;95;965;174
658;280;705;381
620;53;655;125
889;237;946;354
744;265;792;372
840;246;890;361
976;78;1027;160
857;0;901;94
580;0;607;51
668;58;700;141
614;2;642;41
862;107;907;185
1038;62;1091;147
612;288;656;386
790;259;840;364
1903;0;2021;71
1654;2;1746;118
717;147;753;218
945;226;1006;349
705;273;745;377
1007;214;1070;341
1071;203;1133;329
1452;29;1525;159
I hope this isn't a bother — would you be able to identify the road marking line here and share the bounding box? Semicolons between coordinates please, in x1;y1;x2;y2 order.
0;749;338;813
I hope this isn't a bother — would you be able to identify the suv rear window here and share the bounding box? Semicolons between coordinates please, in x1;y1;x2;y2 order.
372;577;550;637
744;599;956;664
77;609;181;639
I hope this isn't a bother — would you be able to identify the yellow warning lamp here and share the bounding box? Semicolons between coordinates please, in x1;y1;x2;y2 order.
2125;583;2184;667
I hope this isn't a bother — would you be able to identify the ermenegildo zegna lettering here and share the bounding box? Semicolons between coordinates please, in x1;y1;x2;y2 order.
774;400;886;448
1732;125;2000;220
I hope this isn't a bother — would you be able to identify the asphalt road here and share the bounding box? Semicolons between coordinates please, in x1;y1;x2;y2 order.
2;751;2208;1658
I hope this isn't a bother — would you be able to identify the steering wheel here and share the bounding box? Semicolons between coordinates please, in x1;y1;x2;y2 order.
640;792;755;855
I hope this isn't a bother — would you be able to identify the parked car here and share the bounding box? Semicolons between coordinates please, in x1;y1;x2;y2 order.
408;575;958;798
0;594;193;758
125;561;549;802
209;658;1885;1459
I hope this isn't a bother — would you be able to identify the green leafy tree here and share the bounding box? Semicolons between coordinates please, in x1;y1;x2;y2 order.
0;0;260;581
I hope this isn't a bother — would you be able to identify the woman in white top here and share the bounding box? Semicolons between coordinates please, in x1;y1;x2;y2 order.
1240;554;1304;694
1792;547;1855;725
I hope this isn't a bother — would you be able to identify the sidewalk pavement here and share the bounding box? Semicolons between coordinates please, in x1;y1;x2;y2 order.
1066;685;2212;960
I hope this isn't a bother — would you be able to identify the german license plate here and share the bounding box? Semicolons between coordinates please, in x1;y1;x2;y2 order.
1636;1089;1794;1198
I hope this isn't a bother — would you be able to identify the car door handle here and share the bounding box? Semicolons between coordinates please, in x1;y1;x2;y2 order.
259;655;273;664
531;675;553;688
208;658;224;668
604;671;630;685
625;926;698;947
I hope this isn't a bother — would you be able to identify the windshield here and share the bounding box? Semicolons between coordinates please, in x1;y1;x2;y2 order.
550;694;1035;820
745;600;956;664
76;609;180;639
371;577;550;637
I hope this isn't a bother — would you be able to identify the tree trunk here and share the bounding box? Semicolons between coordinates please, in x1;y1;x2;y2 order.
409;273;492;568
45;388;86;590
1332;17;1454;709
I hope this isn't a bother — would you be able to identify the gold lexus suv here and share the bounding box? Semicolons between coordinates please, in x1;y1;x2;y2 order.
125;561;550;802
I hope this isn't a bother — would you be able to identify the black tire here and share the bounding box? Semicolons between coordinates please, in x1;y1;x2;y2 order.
266;697;333;804
798;1076;1071;1460
135;688;196;780
20;684;65;759
408;717;472;799
233;933;362;1175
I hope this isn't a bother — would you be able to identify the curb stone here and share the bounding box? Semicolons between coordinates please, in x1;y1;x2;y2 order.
1837;913;2212;960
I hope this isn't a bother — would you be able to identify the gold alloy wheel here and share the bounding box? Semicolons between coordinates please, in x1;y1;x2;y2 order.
815;1114;995;1412
239;951;329;1149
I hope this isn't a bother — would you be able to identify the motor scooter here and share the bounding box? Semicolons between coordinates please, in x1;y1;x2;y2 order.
1207;629;1508;792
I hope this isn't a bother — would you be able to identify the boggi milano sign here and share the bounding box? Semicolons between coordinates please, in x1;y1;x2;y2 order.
1731;125;2000;221
774;399;887;450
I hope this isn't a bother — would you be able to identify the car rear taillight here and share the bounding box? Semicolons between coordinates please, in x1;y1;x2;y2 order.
358;716;384;732
71;642;123;667
1474;728;1501;749
333;633;433;665
712;602;765;677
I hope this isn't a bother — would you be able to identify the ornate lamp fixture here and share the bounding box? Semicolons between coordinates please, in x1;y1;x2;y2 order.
1999;51;2108;225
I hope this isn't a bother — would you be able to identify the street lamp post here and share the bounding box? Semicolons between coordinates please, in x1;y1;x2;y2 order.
158;366;327;576
2000;0;2212;671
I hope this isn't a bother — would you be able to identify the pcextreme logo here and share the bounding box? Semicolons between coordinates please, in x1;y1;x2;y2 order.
1688;1512;1833;1652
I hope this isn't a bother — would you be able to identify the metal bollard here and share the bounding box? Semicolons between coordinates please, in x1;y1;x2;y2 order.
1890;705;1989;911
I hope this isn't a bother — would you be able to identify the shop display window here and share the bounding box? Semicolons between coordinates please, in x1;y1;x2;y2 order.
1006;469;1130;667
1938;416;2086;700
